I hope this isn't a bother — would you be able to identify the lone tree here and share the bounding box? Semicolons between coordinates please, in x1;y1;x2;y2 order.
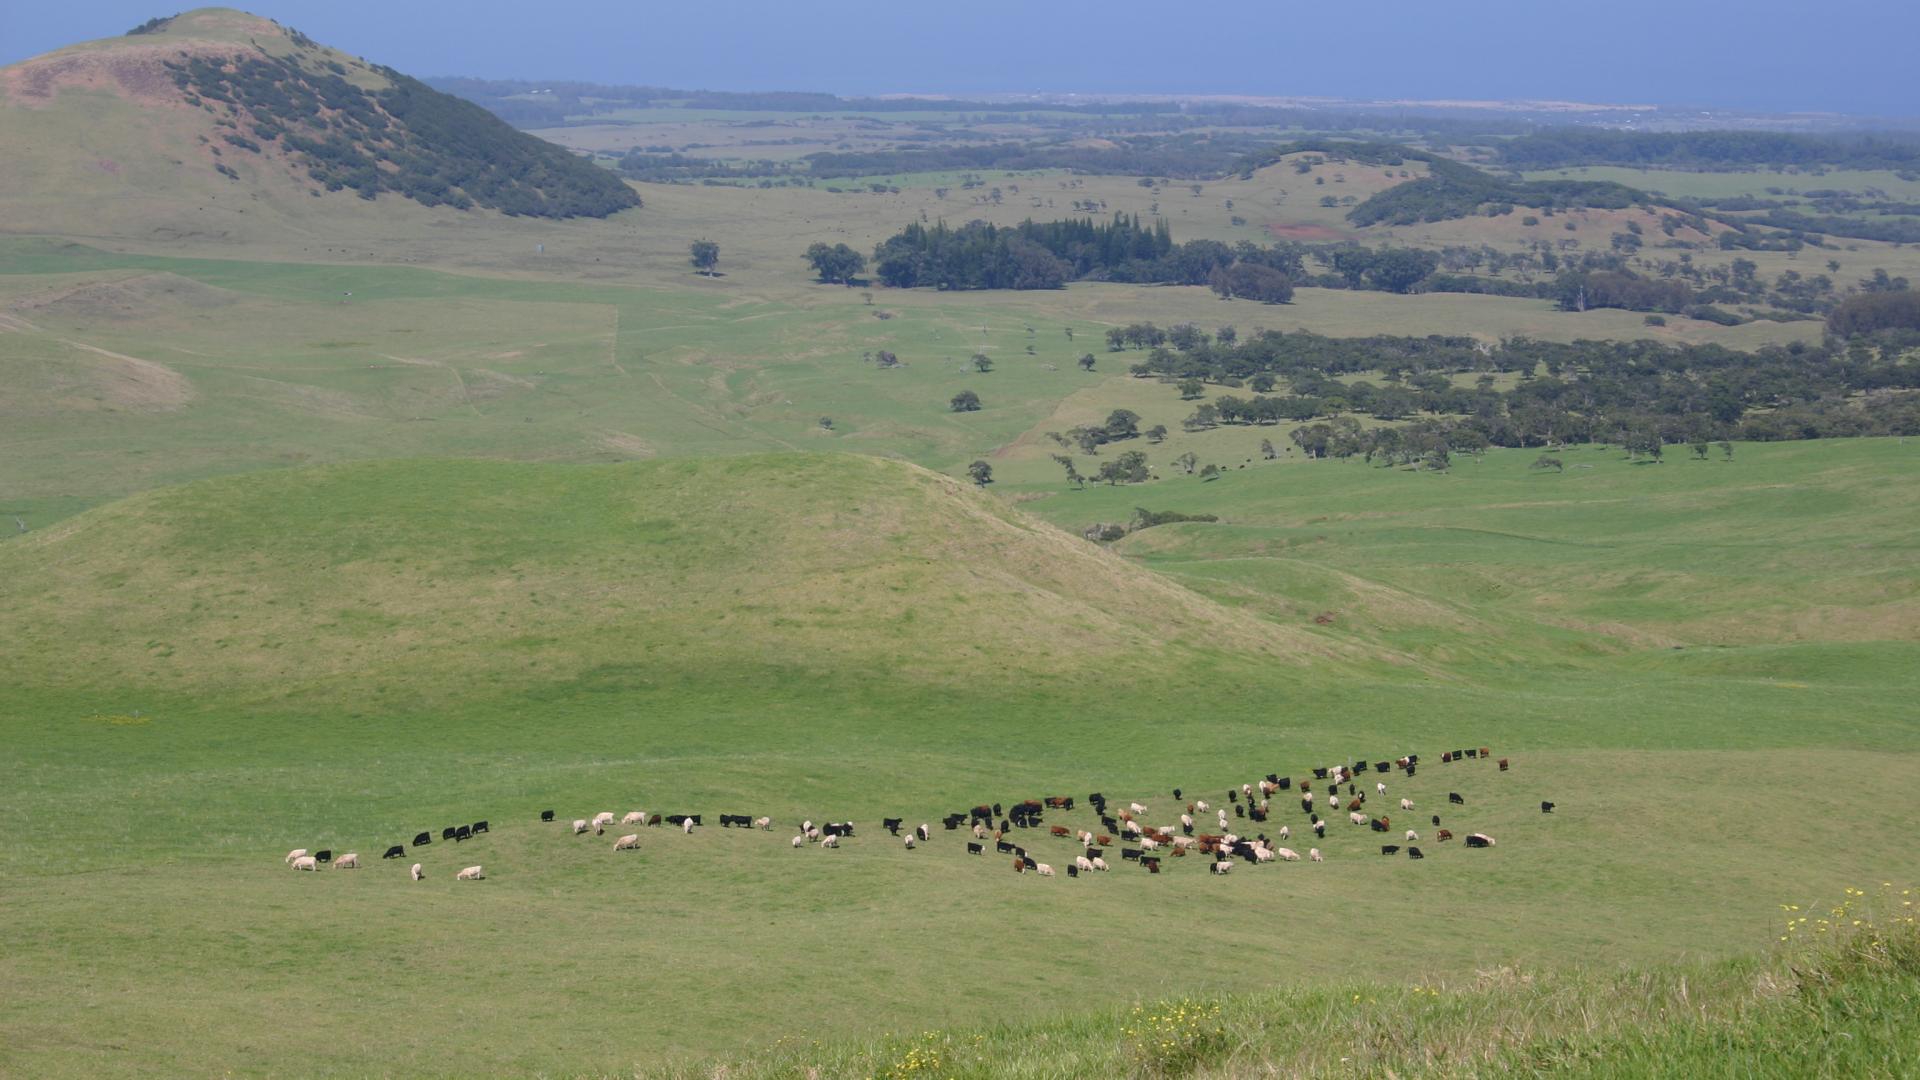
949;389;982;412
1078;353;1096;371
804;242;867;285
970;353;994;373
689;239;719;275
967;460;994;486
1145;424;1168;444
1051;454;1085;489
1178;378;1205;400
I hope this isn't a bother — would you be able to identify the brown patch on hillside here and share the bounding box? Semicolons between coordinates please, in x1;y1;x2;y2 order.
1;44;219;108
1267;222;1348;242
14;273;239;322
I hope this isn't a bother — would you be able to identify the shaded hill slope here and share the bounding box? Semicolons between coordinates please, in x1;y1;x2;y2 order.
0;8;638;240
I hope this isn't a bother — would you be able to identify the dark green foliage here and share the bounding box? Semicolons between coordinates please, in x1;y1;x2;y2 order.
1557;271;1694;314
1208;262;1294;303
949;389;982;412
689;240;719;274
966;460;993;486
1096;451;1152;485
804;243;866;285
1499;129;1920;171
161;53;639;218
126;14;176;35
1129;508;1219;531
1829;291;1920;336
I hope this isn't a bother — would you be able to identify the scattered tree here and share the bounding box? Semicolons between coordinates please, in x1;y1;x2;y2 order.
1051;454;1084;489
689;239;719;275
970;353;994;373
967;460;994;486
804;242;867;285
1146;425;1169;444
949;389;981;412
1078;353;1096;372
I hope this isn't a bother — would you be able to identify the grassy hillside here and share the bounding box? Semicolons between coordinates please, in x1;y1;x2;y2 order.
2;441;1916;1076
0;7;637;243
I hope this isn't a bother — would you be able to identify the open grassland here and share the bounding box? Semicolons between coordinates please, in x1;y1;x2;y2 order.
2;443;1916;1076
0;238;1822;532
1523;165;1920;203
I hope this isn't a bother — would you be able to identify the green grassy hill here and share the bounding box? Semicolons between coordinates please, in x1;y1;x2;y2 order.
0;453;1321;708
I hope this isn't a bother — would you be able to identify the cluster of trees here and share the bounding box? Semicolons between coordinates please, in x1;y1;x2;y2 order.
1099;320;1920;447
1046;409;1146;454
1828;290;1920;336
1554;270;1695;314
804;243;867;285
1497;130;1920;172
165;56;640;218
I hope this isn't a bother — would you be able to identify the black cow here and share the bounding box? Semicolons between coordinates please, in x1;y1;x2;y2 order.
1449;793;1465;805
1022;857;1038;871
1234;804;1245;818
1466;748;1479;758
992;803;1004;817
967;842;984;855
1012;846;1026;859
1227;789;1238;802
1313;767;1329;779
995;840;1015;854
472;821;488;835
1277;776;1291;791
1172;788;1182;799
414;832;432;847
1067;864;1079;878
1431;815;1441;826
314;850;332;863
1380;844;1400;855
1405;764;1417;777
883;818;903;835
666;814;690;826
1250;807;1267;822
1466;835;1491;849
539;810;555;823
382;845;405;860
1099;815;1119;831
1376;762;1391;773
442;827;458;842
455;825;471;842
1408;847;1425;859
1370;818;1388;833
824;822;853;837
1541;801;1556;814
1121;848;1141;861
1312;822;1326;838
1232;842;1257;860
1000;819;1012;833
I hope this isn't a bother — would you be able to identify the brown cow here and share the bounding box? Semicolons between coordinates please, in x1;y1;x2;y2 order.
1095;834;1113;847
1437;829;1454;841
1050;825;1070;837
1012;857;1026;873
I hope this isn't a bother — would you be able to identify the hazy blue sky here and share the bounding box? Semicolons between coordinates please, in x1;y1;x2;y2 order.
4;1;1915;116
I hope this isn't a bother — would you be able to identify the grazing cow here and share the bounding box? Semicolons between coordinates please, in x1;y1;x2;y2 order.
1442;752;1452;764
1123;820;1143;836
1406;829;1420;842
442;827;458;842
1370;818;1390;833
456;866;484;881
1195;800;1211;813
910;823;927;842
1075;855;1094;873
903;835;916;850
592;812;616;829
1479;747;1491;758
1377;782;1387;796
291;855;319;871
1179;814;1194;832
382;845;405;860
1381;845;1400;856
1437;829;1454;842
1067;864;1079;878
1466;833;1495;848
1090;856;1109;872
410;863;423;880
1277;825;1291;841
967;842;983;855
1023;856;1038;871
1050;825;1069;838
1309;848;1324;862
1499;757;1510;771
1328;794;1341;809
824;822;854;838
1347;798;1364;812
314;850;332;864
819;835;838;849
1467;748;1479;759
1012;858;1025;874
1408;847;1425;860
792;835;806;848
1142;858;1160;874
1312;821;1326;838
996;840;1015;855
974;823;988;840
335;853;360;869
884;818;903;835
472;822;488;835
284;849;309;865
1541;801;1556;814
540;810;556;822
1349;811;1369;826
1210;859;1233;875
1275;847;1301;862
754;816;772;831
1449;793;1465;805
1035;863;1054;877
1432;815;1441;826
623;811;646;826
456;825;473;842
414;832;432;847
1139;838;1160;852
1129;802;1147;816
648;815;662;827
1121;848;1141;862
614;833;640;851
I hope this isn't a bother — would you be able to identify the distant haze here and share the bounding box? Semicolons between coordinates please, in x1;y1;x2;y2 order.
4;0;1916;117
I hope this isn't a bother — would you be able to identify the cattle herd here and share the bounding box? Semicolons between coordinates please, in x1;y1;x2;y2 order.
280;745;1547;885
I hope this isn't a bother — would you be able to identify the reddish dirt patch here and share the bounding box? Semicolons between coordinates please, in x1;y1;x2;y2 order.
1266;222;1347;242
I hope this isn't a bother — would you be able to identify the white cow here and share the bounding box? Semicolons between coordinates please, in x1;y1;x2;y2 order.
456;865;484;880
1090;856;1109;871
572;819;589;835
1035;863;1054;877
1210;859;1233;875
592;812;616;829
410;863;423;881
1275;847;1301;862
291;855;319;871
1309;848;1324;862
334;852;359;869
284;848;309;864
621;811;646;826
753;816;771;831
681;818;694;835
1400;798;1414;812
614;834;641;851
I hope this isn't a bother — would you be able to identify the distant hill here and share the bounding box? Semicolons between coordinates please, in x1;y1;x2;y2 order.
0;454;1330;706
0;8;639;233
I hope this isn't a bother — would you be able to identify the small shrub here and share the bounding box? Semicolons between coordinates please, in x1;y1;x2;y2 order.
1122;999;1229;1077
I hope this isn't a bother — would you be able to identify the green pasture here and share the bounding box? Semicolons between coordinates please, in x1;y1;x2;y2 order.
1524;165;1920;203
2;443;1916;1076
